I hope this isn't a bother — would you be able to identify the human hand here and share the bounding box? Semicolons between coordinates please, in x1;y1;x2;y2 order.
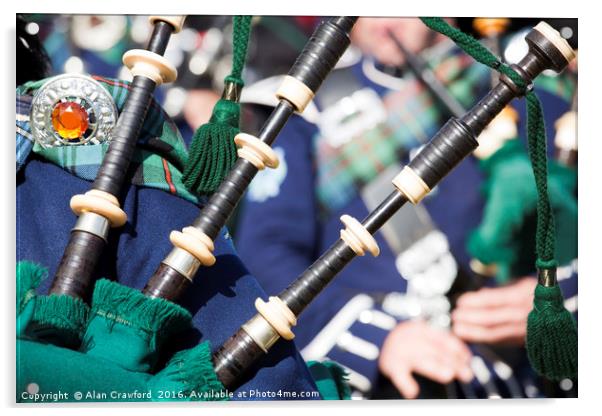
452;277;537;345
379;320;473;399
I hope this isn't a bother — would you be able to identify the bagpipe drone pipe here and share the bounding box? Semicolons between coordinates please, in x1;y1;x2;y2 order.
17;16;358;402
211;19;578;390
389;18;577;303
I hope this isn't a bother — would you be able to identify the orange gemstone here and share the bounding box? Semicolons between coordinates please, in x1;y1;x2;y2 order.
51;101;89;139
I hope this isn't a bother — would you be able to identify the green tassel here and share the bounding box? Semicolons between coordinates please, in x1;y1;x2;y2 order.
182;99;240;195
526;282;577;380
150;341;228;401
29;293;90;347
182;16;253;196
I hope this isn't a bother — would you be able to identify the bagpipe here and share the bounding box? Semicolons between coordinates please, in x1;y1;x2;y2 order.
383;18;577;397
17;15;358;402
465;18;577;284
390;18;577;286
141;16;358;301
16;15;576;401
212;18;578;390
49;16;183;301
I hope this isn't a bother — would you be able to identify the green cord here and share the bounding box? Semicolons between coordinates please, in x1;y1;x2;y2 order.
226;15;253;87
183;16;253;196
420;17;555;266
420;17;576;380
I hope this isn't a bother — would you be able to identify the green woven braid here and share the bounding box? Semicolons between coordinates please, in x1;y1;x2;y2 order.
420;17;576;380
183;15;253;195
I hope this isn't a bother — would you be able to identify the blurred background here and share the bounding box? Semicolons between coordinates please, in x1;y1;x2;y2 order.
18;15;577;146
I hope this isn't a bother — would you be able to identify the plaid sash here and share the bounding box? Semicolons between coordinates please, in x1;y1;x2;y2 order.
16;75;201;204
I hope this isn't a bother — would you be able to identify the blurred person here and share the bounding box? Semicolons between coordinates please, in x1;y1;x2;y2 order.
235;17;577;399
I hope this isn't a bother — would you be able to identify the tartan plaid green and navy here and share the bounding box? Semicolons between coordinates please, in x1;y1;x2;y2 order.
16;75;201;205
313;44;576;216
313;49;489;215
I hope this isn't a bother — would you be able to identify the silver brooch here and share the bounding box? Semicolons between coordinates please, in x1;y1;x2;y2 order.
30;74;118;147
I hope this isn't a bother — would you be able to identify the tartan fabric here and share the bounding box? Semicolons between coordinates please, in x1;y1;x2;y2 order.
313;47;576;216
16;95;34;172
16;75;200;204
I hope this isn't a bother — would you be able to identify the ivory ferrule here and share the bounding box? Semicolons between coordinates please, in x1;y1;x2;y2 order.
275;75;315;113
391;166;431;205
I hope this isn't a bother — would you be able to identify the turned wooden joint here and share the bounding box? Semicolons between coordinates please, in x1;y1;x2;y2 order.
533;22;576;63
122;49;177;85
234;133;280;170
169;226;216;267
70;190;127;227
392;166;431;205
275;75;315;113
339;214;380;257
255;296;297;340
148;15;187;33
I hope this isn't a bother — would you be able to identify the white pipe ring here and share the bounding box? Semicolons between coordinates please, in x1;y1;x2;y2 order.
234;133;279;170
70;190;127;227
391;166;431;205
148;16;187;33
122;49;177;85
275;75;315;113
255;296;296;340
169;227;216;266
339;214;380;257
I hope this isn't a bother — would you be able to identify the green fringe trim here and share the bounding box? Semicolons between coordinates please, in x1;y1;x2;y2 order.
16;261;46;314
307;360;352;400
159;342;228;401
89;279;192;348
526;283;577;380
30;293;90;343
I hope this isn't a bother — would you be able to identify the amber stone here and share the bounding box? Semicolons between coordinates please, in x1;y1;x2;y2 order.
51;101;89;139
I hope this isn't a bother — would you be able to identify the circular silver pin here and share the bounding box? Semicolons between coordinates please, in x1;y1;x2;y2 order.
30;74;118;148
